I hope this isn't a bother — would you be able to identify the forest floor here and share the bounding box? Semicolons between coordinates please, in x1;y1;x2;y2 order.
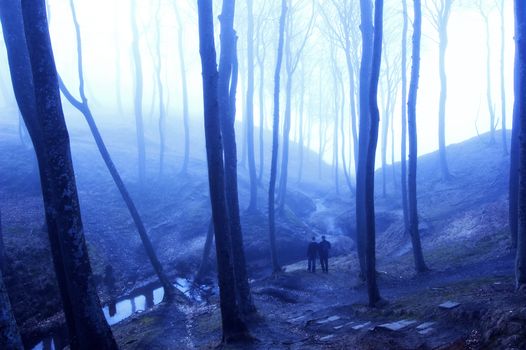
113;232;526;350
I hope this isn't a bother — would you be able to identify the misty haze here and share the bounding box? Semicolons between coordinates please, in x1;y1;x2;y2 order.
0;0;525;349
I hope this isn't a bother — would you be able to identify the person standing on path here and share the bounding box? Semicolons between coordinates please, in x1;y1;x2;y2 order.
319;236;331;273
307;237;318;272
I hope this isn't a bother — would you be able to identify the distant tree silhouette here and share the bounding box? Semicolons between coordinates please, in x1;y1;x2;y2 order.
407;0;429;274
196;0;249;342
0;0;118;347
59;0;181;303
246;0;258;213
268;0;287;274
173;3;191;174
130;0;146;184
426;0;454;180
515;0;526;291
401;0;410;232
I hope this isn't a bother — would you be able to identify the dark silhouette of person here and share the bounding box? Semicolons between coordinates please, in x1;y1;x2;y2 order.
319;235;331;273
307;237;318;272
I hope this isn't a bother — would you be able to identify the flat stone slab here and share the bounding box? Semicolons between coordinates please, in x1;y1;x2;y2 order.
418;327;434;335
317;316;341;324
416;322;436;330
289;315;305;323
378;320;417;331
334;321;355;330
320;335;335;341
439;301;460;309
352;321;372;330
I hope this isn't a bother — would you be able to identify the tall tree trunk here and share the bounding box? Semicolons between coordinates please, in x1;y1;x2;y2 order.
297;69;306;183
356;0;374;279
438;2;452;181
510;66;520;249
246;0;258;212
277;74;292;213
515;0;526;290
174;4;190;174
154;1;166;176
0;268;23;350
500;1;508;156
131;0;146;184
217;4;256;315
59;0;180;303
401;0;410;232
345;46;359;176
268;0;287;274
365;0;383;307
19;0;118;347
381;76;390;197
0;1;79;342
257;50;265;183
407;0;428;273
196;0;249;341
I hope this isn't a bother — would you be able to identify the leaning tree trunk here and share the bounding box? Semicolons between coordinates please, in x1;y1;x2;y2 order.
20;0;118;347
131;0;146;184
268;0;287;274
401;0;410;232
510;71;520;249
217;0;256;315
196;0;249;342
365;0;383;307
0;268;23;350
515;0;526;290
356;0;374;279
407;0;428;273
59;0;180;303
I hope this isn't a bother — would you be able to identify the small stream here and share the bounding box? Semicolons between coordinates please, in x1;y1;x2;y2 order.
29;278;210;350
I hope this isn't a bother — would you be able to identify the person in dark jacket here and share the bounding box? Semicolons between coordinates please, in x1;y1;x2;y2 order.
307;237;318;272
318;235;331;273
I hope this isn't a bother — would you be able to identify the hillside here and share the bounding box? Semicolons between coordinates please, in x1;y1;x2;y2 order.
0;111;522;349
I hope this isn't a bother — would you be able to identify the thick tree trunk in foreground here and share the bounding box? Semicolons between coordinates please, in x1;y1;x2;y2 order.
365;0;383;307
19;0;118;347
196;0;249;342
217;0;256;316
268;0;287;274
356;0;374;279
0;269;22;350
407;0;428;273
515;0;526;290
59;0;180;303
